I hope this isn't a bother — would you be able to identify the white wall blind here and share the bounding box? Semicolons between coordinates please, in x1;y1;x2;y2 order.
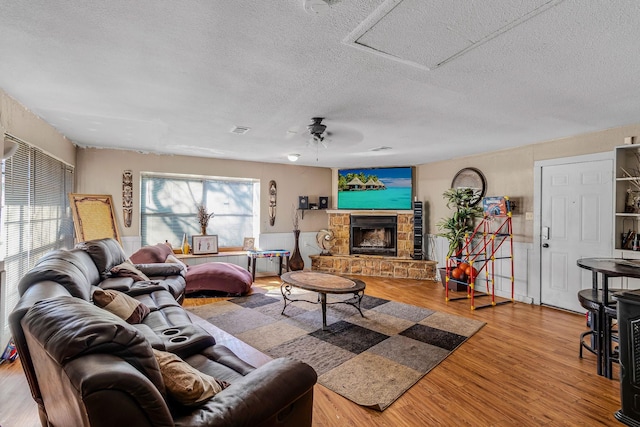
1;137;74;348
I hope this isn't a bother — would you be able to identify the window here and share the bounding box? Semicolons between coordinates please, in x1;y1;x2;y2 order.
1;136;74;348
141;173;260;248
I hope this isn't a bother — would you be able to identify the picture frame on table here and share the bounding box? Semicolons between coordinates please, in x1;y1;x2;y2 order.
192;235;218;255
242;237;255;251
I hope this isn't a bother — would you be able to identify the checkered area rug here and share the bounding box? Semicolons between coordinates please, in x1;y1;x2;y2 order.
187;287;485;411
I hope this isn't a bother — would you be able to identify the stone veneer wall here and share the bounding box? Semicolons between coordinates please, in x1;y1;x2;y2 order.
310;212;436;280
329;212;414;257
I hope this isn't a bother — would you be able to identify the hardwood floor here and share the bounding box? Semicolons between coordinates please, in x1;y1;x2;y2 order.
0;276;622;426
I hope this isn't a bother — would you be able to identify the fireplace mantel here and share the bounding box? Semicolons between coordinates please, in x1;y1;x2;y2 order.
325;209;413;215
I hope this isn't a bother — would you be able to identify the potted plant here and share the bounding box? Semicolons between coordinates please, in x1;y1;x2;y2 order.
436;187;483;291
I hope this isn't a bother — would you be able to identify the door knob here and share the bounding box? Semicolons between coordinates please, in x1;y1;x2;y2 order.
542;243;549;248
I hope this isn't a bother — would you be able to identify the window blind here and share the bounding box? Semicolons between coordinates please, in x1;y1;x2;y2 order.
1;137;74;343
140;174;259;247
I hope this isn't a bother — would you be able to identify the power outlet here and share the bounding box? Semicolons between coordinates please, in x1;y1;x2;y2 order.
525;212;534;221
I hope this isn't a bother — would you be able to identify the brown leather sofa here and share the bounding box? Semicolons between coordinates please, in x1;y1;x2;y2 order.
10;238;317;427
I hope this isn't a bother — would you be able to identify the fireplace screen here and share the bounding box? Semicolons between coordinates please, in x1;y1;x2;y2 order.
350;215;397;256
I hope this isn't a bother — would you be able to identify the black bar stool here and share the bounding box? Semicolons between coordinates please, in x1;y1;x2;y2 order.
578;288;620;379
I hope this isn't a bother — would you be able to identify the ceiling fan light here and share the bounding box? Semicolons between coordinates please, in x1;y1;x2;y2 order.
288;153;301;162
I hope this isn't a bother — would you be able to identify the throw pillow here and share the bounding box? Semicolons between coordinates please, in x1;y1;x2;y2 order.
153;349;230;406
110;260;150;282
129;243;174;264
166;254;188;270
92;288;150;324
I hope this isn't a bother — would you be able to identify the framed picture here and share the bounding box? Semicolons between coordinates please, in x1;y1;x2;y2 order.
192;235;218;255
242;237;255;251
68;193;121;244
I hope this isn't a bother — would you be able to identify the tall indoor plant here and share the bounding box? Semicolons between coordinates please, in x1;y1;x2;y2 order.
437;187;483;258
436;188;483;290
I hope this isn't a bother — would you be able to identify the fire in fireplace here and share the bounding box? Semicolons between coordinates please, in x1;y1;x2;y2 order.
350;215;397;257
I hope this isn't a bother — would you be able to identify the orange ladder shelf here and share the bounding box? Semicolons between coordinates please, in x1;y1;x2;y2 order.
445;209;514;310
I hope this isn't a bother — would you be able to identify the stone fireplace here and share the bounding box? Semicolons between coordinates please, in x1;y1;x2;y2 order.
310;211;436;280
350;215;397;257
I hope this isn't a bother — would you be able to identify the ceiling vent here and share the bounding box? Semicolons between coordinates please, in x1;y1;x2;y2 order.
303;0;330;15
230;126;251;135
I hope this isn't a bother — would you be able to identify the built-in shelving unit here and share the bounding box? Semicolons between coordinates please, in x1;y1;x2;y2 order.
615;145;640;257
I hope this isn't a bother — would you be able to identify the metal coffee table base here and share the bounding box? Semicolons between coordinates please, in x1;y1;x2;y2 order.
280;283;365;330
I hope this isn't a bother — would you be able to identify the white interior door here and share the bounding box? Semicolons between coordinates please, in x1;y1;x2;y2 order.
540;158;612;312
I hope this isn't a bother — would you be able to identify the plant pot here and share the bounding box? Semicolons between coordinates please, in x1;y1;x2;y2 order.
438;267;467;292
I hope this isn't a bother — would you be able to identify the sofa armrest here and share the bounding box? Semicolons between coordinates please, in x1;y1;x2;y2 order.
135;263;186;278
174;357;317;427
65;354;174;427
9;282;73;409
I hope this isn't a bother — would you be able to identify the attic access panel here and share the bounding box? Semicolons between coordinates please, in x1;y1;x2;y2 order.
343;0;561;70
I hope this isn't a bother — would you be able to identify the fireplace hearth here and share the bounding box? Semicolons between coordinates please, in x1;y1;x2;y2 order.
350;215;397;257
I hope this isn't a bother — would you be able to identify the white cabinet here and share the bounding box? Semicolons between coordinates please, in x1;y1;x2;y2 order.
615;145;640;256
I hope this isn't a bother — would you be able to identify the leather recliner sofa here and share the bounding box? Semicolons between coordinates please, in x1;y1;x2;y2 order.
9;238;317;427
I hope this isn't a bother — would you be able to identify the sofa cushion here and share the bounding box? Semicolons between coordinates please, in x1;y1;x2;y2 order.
130;243;174;264
137;263;185;278
76;238;128;279
142;306;193;330
186;262;252;295
93;288;150;324
22;296;165;394
153;349;229;406
110;261;151;282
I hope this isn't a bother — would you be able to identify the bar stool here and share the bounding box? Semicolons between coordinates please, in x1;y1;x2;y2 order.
603;303;619;378
578;288;620;379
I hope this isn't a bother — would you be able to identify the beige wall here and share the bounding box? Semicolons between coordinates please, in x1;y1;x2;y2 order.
75;148;332;237
4;87;639;249
0;89;75;165
418;123;640;243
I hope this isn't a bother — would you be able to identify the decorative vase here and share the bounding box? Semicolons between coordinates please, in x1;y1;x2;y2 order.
182;234;190;255
289;229;304;271
201;225;207;235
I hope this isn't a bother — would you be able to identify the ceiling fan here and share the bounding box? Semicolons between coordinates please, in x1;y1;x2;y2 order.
285;117;364;161
307;117;330;148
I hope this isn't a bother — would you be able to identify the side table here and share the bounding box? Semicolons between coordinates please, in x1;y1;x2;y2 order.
247;250;291;281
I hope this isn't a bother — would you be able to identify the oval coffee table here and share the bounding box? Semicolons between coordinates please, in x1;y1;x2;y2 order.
280;271;366;330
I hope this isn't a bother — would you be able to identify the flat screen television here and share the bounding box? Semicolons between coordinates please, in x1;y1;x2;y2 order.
337;166;414;210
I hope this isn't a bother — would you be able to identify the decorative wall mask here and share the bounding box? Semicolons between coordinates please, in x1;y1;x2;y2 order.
123;170;133;228
269;180;277;226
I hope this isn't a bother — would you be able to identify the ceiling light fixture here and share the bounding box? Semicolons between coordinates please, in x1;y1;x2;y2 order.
287;153;301;162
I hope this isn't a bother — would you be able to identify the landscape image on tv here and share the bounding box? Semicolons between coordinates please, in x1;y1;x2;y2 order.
337;167;413;210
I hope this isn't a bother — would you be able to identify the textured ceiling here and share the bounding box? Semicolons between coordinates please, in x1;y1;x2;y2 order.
0;0;639;168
